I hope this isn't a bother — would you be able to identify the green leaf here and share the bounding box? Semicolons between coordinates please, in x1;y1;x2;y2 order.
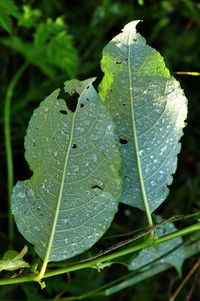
99;21;187;213
1;18;78;78
127;219;184;275
11;78;122;262
17;5;42;28
0;246;29;272
0;0;19;33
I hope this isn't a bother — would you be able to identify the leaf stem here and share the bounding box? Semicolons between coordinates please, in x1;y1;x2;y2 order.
0;222;199;286
4;62;28;248
175;71;200;76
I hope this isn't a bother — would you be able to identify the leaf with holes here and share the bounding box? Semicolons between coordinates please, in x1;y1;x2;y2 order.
11;78;122;262
99;21;187;213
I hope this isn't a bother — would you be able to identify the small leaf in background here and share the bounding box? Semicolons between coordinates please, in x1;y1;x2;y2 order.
0;246;29;272
99;21;188;213
2;18;78;79
127;218;184;276
11;78;122;262
0;0;19;33
17;5;42;28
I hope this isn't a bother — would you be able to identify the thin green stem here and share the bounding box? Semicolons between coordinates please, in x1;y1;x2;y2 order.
0;222;199;286
4;62;28;247
175;71;200;76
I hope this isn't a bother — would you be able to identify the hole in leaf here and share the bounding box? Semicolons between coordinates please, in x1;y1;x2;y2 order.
115;61;122;64
80;103;84;108
86;98;89;101
122;103;126;106
91;185;103;190
59;110;67;115
58;85;79;112
72;144;77;149
119;138;128;144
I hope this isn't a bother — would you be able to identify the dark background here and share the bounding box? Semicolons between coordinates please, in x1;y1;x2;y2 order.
0;0;200;300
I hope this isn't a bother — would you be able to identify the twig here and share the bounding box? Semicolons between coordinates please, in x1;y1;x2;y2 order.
169;258;200;301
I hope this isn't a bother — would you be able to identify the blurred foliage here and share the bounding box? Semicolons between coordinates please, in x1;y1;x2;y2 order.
0;0;200;300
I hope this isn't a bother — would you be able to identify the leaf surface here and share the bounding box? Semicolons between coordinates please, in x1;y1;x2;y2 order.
127;219;184;275
99;21;187;212
11;78;121;262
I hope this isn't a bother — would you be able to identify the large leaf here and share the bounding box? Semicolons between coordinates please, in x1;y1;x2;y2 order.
11;78;122;262
99;21;187;212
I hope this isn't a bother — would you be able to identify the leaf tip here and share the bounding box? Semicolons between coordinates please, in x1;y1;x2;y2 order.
122;20;142;33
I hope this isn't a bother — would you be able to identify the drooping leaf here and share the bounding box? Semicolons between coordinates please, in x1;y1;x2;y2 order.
11;78;122;262
127;218;184;275
2;18;78;79
99;21;187;212
0;246;29;272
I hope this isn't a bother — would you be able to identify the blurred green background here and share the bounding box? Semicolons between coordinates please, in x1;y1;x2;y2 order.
0;0;200;300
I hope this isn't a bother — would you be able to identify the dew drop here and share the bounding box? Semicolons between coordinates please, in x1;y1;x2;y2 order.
72;165;79;172
107;124;112;131
33;226;40;231
28;189;34;198
18;192;25;198
92;154;97;162
139;150;144;157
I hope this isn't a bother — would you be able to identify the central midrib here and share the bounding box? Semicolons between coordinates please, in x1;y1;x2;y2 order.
127;32;153;226
43;88;85;264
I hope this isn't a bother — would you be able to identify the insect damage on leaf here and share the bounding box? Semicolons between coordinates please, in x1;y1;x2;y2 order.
11;78;122;262
57;84;79;113
99;20;188;214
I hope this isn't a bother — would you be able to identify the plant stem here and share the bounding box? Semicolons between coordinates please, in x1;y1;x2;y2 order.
0;222;199;286
175;71;200;76
4;62;28;247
